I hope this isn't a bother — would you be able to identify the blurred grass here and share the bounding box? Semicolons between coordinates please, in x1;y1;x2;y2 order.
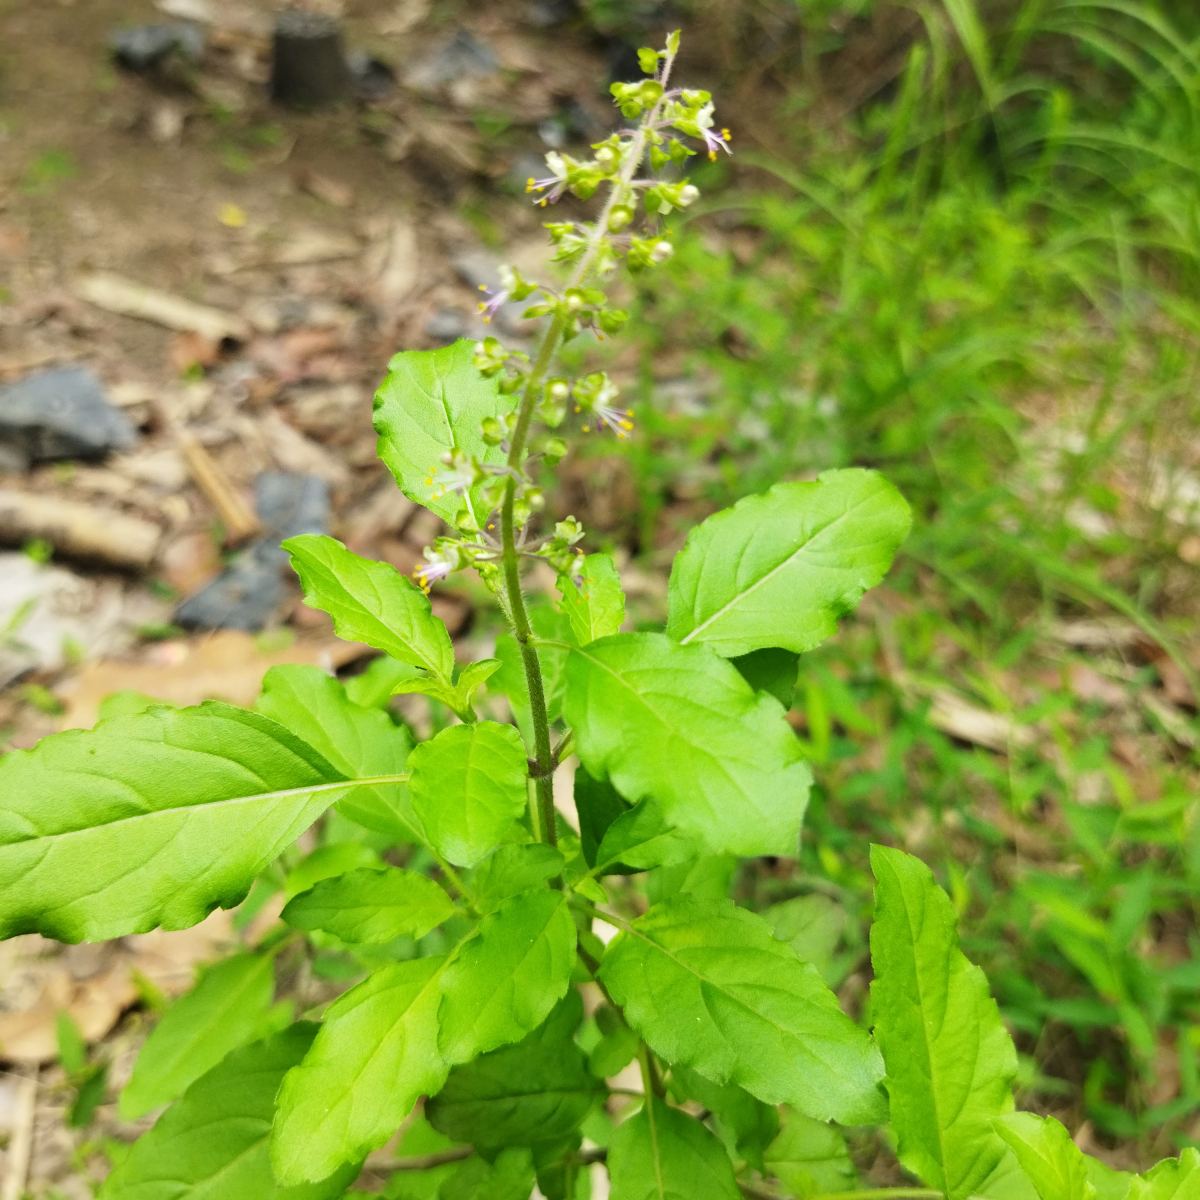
575;0;1200;1163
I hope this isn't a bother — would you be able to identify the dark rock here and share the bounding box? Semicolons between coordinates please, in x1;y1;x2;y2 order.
346;50;396;99
529;0;579;28
0;368;137;468
254;471;329;567
110;23;205;70
175;472;329;631
272;12;349;110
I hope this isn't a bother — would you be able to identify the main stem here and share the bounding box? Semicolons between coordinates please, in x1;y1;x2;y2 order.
496;57;673;848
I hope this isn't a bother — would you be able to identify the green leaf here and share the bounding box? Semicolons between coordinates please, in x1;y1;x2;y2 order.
762;1106;857;1198
869;845;1017;1200
564;633;811;857
598;896;885;1125
100;1024;356;1200
470;843;565;914
588;1005;639;1079
121;953;281;1118
408;722;529;867
731;647;799;709
373;340;510;524
595;801;699;874
438;889;577;1065
993;1113;1095;1200
762;894;847;984
393;659;502;721
272;956;449;1184
1138;1148;1200;1198
438;1148;535;1200
669;1064;779;1173
557;553;625;644
0;702;354;943
283;866;456;943
575;767;632;870
607;1096;740;1200
666;469;912;657
258;664;420;841
284;534;454;683
285;842;380;900
345;654;426;708
428;990;601;1150
646;855;737;906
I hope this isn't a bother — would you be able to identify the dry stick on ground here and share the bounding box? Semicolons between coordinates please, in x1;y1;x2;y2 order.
1;1070;37;1200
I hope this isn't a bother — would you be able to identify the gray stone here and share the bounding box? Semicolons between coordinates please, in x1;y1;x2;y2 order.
175;472;329;631
0;368;137;467
110;23;205;70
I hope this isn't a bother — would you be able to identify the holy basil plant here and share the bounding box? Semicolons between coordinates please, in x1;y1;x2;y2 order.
0;30;1183;1200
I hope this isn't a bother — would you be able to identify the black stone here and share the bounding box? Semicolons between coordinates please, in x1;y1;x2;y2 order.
0;368;137;469
346;50;396;99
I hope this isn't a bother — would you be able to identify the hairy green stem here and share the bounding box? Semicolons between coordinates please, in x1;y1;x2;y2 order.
637;1041;666;1100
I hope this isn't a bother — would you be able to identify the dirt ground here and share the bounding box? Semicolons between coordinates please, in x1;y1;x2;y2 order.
0;1;642;1193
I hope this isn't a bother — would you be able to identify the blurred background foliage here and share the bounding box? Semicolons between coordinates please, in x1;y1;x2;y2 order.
560;0;1200;1165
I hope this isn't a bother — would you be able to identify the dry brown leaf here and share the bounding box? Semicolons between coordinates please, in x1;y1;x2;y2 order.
1068;663;1127;707
925;689;1034;753
60;630;367;728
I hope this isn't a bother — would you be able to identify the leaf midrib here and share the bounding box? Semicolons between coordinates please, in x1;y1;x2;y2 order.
3;775;406;849
678;488;879;645
616;910;854;1083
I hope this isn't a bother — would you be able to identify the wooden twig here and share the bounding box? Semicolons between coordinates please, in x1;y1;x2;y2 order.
366;1145;473;1172
177;433;261;545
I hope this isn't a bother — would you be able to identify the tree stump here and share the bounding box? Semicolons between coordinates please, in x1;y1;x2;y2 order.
271;12;349;109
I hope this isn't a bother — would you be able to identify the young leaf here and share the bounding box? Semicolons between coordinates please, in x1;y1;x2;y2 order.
470;843;566;914
282;866;456;943
669;1064;779;1172
556;553;625;644
438;889;577;1065
427;990;602;1150
392;658;501;721
100;1024;356;1200
258;664;420;841
344;654;425;708
992;1113;1094;1200
373;339;510;523
0;702;355;942
870;845;1018;1200
408;722;529;867
666;469;912;657
762;1107;857;1198
595;800;699;874
284;534;454;683
439;1147;535;1200
121;953;281;1118
272;956;449;1184
598;896;886;1126
564;632;811;857
607;1096;740;1200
